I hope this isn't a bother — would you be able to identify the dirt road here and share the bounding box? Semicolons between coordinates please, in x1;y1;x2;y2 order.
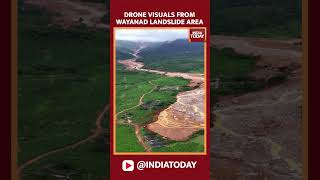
116;80;156;151
135;125;152;152
116;80;157;118
18;104;109;179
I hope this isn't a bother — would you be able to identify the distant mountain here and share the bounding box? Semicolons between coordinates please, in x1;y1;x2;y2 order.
139;39;204;58
116;40;141;52
116;40;141;60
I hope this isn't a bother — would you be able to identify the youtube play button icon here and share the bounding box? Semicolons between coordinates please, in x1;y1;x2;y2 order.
122;160;134;171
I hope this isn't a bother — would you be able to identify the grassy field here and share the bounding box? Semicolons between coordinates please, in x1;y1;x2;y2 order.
22;134;109;179
116;66;190;125
150;130;205;152
211;48;264;96
19;5;109;179
116;125;144;152
116;65;157;115
211;48;257;79
153;142;204;152
139;127;204;153
140;55;204;73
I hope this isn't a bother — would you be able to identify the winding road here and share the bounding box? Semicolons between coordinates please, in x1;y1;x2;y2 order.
17;104;109;179
115;80;157;152
116;81;157;117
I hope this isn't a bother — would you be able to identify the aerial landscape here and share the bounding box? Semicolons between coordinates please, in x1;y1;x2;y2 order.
115;29;206;153
17;0;302;179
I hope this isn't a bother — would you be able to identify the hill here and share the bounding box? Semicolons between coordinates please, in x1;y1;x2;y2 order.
140;39;203;57
18;5;109;179
116;40;141;60
138;39;204;73
212;0;302;38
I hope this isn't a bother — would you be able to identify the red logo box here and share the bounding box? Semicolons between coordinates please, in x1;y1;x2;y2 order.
189;28;206;42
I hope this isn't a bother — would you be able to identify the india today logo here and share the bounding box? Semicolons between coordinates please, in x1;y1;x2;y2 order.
189;28;206;42
122;160;134;172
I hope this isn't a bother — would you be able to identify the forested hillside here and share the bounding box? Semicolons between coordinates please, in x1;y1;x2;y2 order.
138;39;204;73
212;0;302;38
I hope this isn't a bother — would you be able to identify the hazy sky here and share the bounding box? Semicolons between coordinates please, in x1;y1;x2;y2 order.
115;29;188;42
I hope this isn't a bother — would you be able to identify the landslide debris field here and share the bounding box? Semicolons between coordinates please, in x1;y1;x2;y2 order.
211;35;303;180
116;39;205;152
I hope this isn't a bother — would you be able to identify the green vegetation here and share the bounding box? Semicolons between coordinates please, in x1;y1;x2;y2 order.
140;128;172;146
190;135;204;145
116;125;144;152
152;131;205;152
141;128;204;152
116;51;134;60
19;5;109;179
116;66;189;125
116;66;158;116
140;56;204;73
212;48;257;78
116;40;141;60
211;48;264;96
23;135;109;179
212;0;301;38
139;39;204;73
153;142;204;152
152;76;190;86
116;66;195;152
